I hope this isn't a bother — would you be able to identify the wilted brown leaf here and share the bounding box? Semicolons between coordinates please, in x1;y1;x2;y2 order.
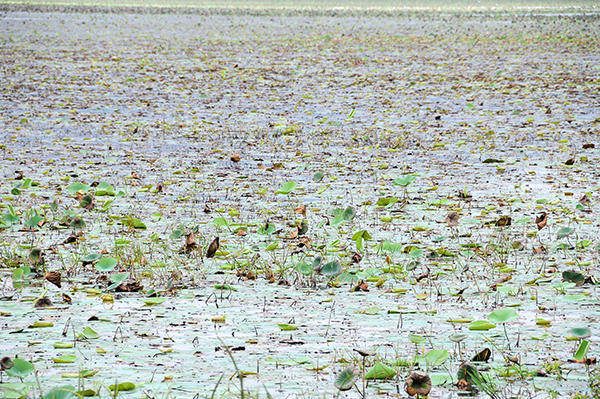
569;357;596;365
351;252;362;264
506;356;520;365
472;348;491;362
184;231;197;253
533;245;546;254
405;372;431;397
416;267;430;282
445;211;460;227
205;237;220;258
63;233;80;244
288;228;299;239
1;357;14;371
495;216;511;227
116;281;143;292
45;271;61;288
294;204;306;216
535;212;547;230
350;280;369;292
298;236;311;248
62;293;72;304
579;194;591;207
34;296;53;308
457;379;470;390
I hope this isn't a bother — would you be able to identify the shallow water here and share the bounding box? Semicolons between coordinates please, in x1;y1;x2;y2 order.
0;5;599;399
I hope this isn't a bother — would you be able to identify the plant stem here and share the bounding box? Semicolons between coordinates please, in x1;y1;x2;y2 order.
503;324;511;351
362;356;366;398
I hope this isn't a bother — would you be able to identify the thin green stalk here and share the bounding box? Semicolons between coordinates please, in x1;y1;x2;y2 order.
218;337;244;399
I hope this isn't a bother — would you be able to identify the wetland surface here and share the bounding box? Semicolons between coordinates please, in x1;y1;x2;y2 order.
0;3;599;398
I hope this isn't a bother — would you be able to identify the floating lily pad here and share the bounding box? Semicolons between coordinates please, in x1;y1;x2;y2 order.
393;175;416;187
0;382;29;398
61;369;99;378
53;355;76;364
569;327;591;339
422;349;449;367
488;308;518;324
562;270;585;286
276;181;297;194
142;297;165;306
335;367;357;391
468;320;496;331
278;323;298;331
4;358;34;378
67;182;90;195
94;257;118;272
81;253;101;264
108;382;136;392
318;260;341;276
80;326;99;339
557;227;575;239
365;362;396;380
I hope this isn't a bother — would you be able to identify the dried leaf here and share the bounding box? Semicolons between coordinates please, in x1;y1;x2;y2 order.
45;271;62;288
206;237;220;259
472;348;491;362
184;232;197;252
457;379;470;390
495;216;511;227
535;212;547;230
62;293;72;304
34;296;53;308
533;245;546;254
351;252;362;264
568;357;596;365
416;267;430;282
445;211;460;227
0;357;13;371
294;204;306;216
288;228;299;239
350;280;369;292
116;281;143;292
579;194;591;207
405;372;431;397
298;236;311;249
63;233;80;244
506;356;520;365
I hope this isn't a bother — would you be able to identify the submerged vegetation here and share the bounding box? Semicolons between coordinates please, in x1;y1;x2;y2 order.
0;1;599;397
